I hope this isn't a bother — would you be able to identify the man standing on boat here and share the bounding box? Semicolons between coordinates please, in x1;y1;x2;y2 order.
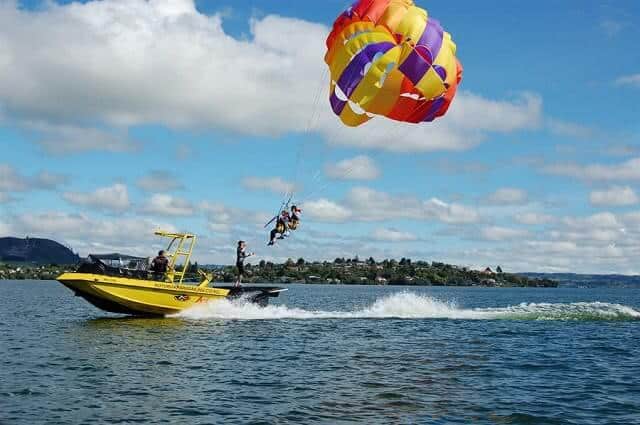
236;241;253;287
150;250;169;281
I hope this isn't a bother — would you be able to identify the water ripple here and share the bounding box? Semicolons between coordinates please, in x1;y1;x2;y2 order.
1;282;639;424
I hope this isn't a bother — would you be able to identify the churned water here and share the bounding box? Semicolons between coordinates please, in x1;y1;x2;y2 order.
1;281;639;424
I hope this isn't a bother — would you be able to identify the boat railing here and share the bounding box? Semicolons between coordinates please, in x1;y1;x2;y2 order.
155;231;196;285
74;231;204;286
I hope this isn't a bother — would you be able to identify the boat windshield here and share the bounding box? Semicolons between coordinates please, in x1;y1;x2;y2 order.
89;254;149;271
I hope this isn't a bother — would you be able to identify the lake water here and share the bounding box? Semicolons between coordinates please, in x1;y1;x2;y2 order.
1;281;639;424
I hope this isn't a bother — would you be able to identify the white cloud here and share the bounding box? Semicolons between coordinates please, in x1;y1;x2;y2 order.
544;157;640;181
615;74;640;88
424;159;489;175
432;208;640;273
600;19;626;37
348;187;478;223
372;228;417;242
450;92;542;133
563;212;621;230
201;202;236;233
487;187;528;205
6;211;177;256
200;202;234;233
0;1;546;153
422;198;479;224
26;122;139;154
0;164;28;191
303;187;478;224
242;177;296;195
322;92;543;153
0;217;11;235
63;183;130;211
514;212;555;225
552;212;626;244
554;212;626;244
200;201;270;234
32;171;69;189
302;199;353;223
140;194;194;216
546;118;594;139
622;211;640;228
606;144;640;157
5;204;640;272
480;226;529;241
0;164;67;192
325;155;380;181
590;186;639;207
136;170;184;192
0;2;324;138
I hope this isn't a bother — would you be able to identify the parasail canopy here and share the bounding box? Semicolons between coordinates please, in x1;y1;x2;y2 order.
325;0;463;127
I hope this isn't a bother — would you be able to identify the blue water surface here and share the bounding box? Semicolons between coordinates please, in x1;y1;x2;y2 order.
1;281;639;424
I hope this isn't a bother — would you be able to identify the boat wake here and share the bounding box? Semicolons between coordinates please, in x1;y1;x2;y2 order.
175;292;640;322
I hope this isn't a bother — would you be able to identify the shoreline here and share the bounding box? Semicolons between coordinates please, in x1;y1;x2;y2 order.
1;261;558;288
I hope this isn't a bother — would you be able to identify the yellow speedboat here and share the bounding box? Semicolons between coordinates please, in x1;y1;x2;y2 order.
57;231;285;316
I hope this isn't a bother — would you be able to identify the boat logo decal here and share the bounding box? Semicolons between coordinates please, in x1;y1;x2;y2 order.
175;294;190;302
153;282;218;294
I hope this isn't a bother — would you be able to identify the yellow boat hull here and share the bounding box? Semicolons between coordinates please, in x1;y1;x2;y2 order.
58;272;232;316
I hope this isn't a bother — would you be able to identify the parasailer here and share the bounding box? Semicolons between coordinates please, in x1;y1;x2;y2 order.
268;210;290;246
288;205;302;231
268;0;461;248
325;0;462;127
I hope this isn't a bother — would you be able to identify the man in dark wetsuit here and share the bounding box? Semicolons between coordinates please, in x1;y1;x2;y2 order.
150;250;169;281
236;241;253;287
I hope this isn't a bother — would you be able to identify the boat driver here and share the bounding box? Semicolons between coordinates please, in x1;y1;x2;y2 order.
150;250;169;280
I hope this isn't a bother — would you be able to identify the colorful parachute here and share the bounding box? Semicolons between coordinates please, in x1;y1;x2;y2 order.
325;0;463;127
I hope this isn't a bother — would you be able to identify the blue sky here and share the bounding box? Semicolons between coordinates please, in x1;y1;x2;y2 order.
1;0;639;272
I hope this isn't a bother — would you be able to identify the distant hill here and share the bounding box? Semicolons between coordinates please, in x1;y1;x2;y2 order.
0;237;80;265
521;272;640;287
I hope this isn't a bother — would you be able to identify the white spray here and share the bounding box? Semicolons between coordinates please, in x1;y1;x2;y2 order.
174;292;640;321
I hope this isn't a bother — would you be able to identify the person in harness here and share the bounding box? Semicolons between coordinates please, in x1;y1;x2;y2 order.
288;205;302;232
268;210;290;246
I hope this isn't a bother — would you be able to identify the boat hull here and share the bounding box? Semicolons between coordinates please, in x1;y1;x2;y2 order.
57;273;283;316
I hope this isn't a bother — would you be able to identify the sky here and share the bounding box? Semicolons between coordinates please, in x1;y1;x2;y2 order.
0;0;639;273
